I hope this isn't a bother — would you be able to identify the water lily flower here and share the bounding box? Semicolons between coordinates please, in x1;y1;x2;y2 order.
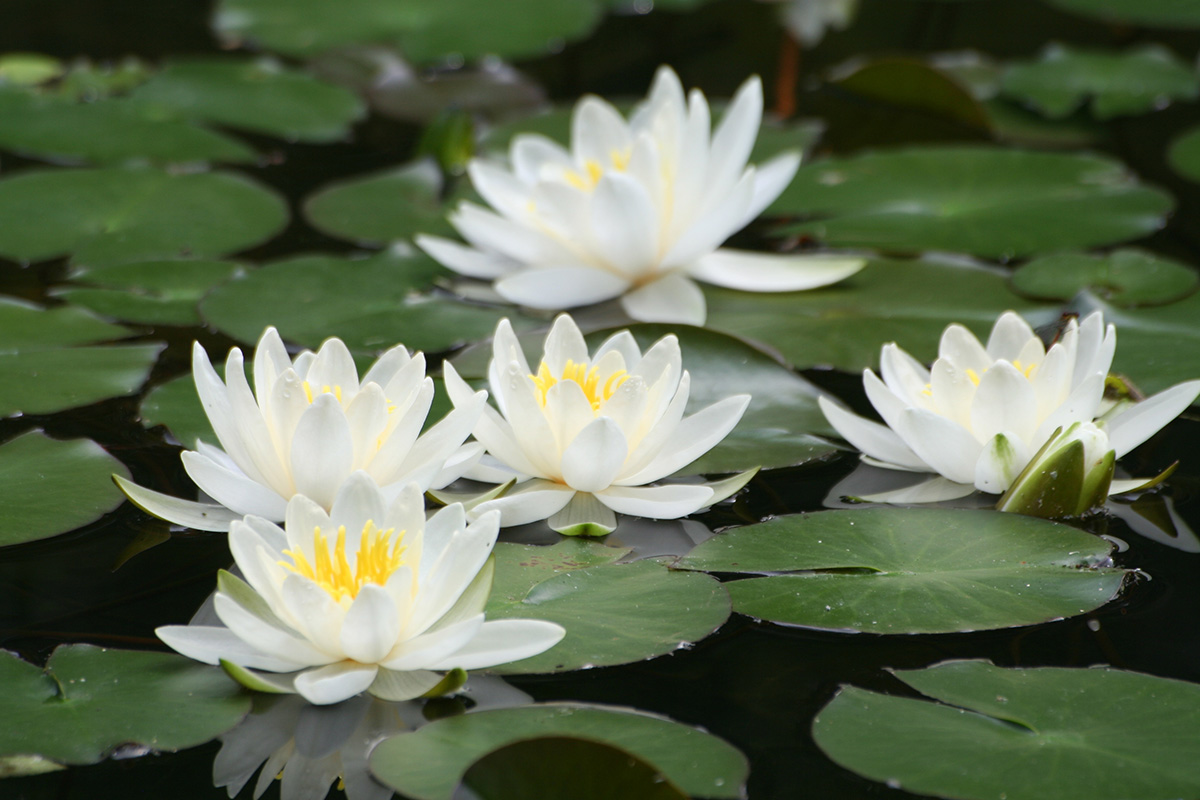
158;473;565;706
117;327;486;531
764;0;860;47
443;314;753;536
416;65;864;326
818;311;1200;502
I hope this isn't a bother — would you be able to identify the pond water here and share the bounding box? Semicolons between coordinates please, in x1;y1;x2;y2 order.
3;0;1200;798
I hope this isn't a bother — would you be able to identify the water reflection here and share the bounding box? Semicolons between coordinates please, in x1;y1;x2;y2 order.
213;676;531;800
500;516;714;561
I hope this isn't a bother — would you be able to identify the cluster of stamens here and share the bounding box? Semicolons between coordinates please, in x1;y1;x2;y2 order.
530;359;630;411
280;521;407;603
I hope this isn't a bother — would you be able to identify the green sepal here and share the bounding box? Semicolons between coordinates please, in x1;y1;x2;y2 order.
219;659;296;695
422;668;468;699
427;478;516;511
997;433;1089;518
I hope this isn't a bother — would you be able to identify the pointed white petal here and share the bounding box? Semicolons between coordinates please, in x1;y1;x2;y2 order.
974;432;1032;494
293;662;379;705
215;593;334;667
561;417;629;492
969;361;1038;444
426;619;566;671
620;273;706;325
817;396;928;470
156;625;310;672
938;324;991;374
340;584;401;665
590;172;659;277
620;394;749;484
368;668;444;702
688;249;863;291
472;481;576;527
741;151;800;224
289;395;355;510
594;483;714;519
985;311;1037;361
181;450;288;519
1105;380;1200;457
382;614;485;671
541;314;589;373
893;408;981;485
113;475;242;531
495;267;631;310
510;134;573;184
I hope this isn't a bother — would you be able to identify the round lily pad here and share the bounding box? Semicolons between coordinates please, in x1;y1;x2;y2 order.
52;260;243;326
0;88;255;166
483;539;730;673
1010;249;1198;306
0;298;162;416
129;57;366;143
813;660;1200;800
0;431;130;546
1044;0;1200;27
704;258;1052;373
0;644;250;766
675;508;1129;634
770;147;1174;259
1167;124;1200;183
369;703;748;800
302;160;453;245
199;250;533;354
0;167;288;267
1001;43;1199;119
213;0;602;63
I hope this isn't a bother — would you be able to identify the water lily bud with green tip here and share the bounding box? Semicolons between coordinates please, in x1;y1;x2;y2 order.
996;422;1115;518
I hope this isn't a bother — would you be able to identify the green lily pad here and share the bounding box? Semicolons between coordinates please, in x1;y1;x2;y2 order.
1167;124;1200;183
459;737;689;800
369;703;748;800
1086;293;1200;398
302;160;453;245
129;57;365;143
770;147;1173;259
213;0;602;63
0;431;130;546
483;539;730;673
812;660;1200;800
705;258;1050;373
52;260;243;326
1010;249;1198;307
1001;43;1198;120
675;508;1129;634
1044;0;1200;27
0;167;288;267
199;250;535;353
0;88;256;166
0;644;249;766
0;298;162;416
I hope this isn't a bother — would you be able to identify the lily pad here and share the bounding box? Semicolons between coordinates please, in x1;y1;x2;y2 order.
0;431;130;546
704;258;1051;373
213;0;602;63
675;508;1129;634
0;298;162;416
369;703;748;800
483;539;730;673
1001;43;1198;119
1010;249;1198;307
52;260;243;326
0;88;255;166
1167;124;1200;183
129;58;365;143
770;147;1173;259
303;160;453;245
1044;0;1200;27
812;660;1200;800
199;251;535;353
0;644;249;767
0;167;288;267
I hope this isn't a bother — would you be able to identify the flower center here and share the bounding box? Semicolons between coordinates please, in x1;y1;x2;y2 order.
530;359;629;410
563;149;631;192
302;381;344;404
280;521;407;603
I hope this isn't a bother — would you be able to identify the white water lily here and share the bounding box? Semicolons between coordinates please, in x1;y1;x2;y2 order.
416;65;864;326
158;473;565;706
117;327;486;531
819;311;1200;500
443;314;752;536
769;0;860;47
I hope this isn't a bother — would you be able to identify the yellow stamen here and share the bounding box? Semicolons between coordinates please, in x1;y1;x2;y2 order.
966;360;1037;388
563;150;632;191
301;381;344;404
966;368;981;386
279;521;407;603
529;359;630;411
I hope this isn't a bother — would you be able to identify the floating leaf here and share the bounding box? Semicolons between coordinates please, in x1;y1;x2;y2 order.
483;539;730;673
770;147;1173;259
369;703;748;800
705;258;1050;373
0;298;162;416
813;660;1200;800
676;508;1129;634
1167;124;1200;183
1044;0;1200;27
1010;248;1197;307
52;260;242;326
0;431;130;546
1001;43;1198;119
0;167;288;267
303;160;453;245
0;644;249;766
129;57;365;143
0;88;255;166
214;0;602;63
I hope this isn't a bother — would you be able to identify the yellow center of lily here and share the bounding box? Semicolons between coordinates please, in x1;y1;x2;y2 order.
563;149;632;191
530;359;630;410
302;381;344;404
280;521;407;603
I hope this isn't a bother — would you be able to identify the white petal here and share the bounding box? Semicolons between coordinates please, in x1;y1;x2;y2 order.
548;491;618;536
817;396;928;471
561;417;629;492
741;151;800;224
224;348;290;495
687;249;863;291
974;433;1032;494
368;668;445;702
191;341;269;485
1032;373;1106;445
445;362;543;478
590;172;659;277
542;314;589;373
472;480;576;527
327;471;386;534
366;378;434;484
660;169;756;268
378;389;483;489
878;346;932;407
293;662;379;705
280;574;346;657
425;619;566;671
416;234;514;278
290;395;355;510
620;394;749;484
452;202;574;265
544;379;598;452
894;408;982;485
156;625;309;672
594;483;715;519
469;159;534;220
1105;380;1200;457
382;614;485;671
495;362;562;477
510;134;573;184
927;358;975;428
252;327;293;404
181;450;288;519
706;74;763;201
938;324;991;374
340;584;401;665
215;593;334;667
969;361;1038;445
361;343;415;389
306;337;360;398
620;273;706;325
571;96;631;165
496;266;631;310
985;311;1037;361
593;329;641;366
113;474;242;531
